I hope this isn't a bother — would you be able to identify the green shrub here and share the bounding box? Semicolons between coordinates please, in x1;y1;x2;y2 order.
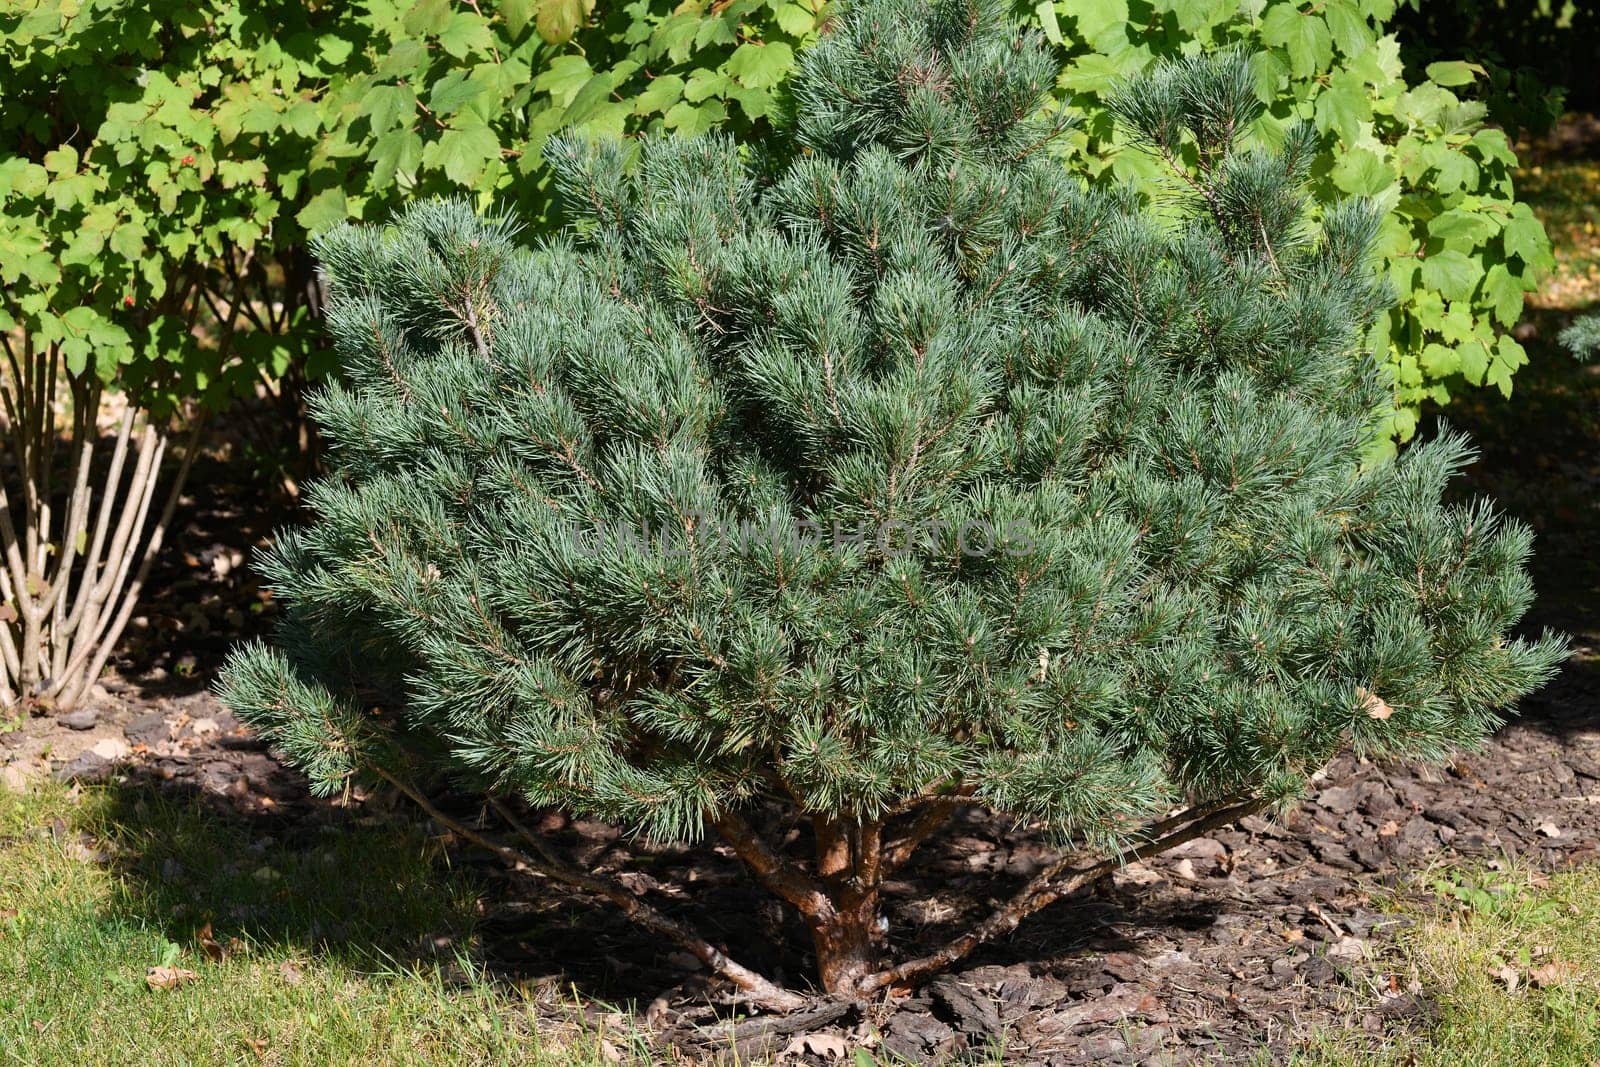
0;0;825;709
220;0;1562;1003
1036;0;1556;446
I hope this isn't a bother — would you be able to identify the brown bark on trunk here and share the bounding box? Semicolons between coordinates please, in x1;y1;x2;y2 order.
809;816;883;996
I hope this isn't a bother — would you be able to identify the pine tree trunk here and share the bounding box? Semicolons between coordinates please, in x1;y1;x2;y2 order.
810;817;883;996
812;906;878;995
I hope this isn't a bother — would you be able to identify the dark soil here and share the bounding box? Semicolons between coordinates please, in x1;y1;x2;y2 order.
6;242;1600;1067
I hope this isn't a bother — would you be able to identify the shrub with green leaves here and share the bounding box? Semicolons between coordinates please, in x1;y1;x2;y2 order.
1;0;1552;457
220;0;1562;1003
1035;0;1557;446
0;0;826;711
0;0;828;404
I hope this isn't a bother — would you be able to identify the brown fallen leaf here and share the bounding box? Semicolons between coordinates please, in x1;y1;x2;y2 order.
1491;963;1520;994
279;960;304;986
145;965;199;991
244;1037;269;1059
197;923;224;963
1378;819;1401;837
1530;960;1578;988
784;1033;851;1060
1358;686;1393;720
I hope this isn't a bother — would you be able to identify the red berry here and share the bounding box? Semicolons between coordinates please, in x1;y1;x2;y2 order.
181;154;195;166
123;294;134;307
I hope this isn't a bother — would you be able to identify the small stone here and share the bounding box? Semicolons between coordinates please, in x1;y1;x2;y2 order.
54;751;111;784
89;738;131;762
1327;936;1367;963
1113;862;1163;888
59;709;99;731
1164;831;1222;876
1300;954;1339;986
124;711;169;746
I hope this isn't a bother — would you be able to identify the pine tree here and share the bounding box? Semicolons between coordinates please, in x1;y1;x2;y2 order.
220;0;1564;1005
1563;314;1600;359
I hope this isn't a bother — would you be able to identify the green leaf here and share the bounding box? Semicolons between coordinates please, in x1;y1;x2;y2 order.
1036;0;1062;46
1502;208;1548;267
43;146;78;175
1312;78;1371;139
634;75;686;116
360;85;417;135
1419;342;1458;378
9;163;49;198
559;74;615;127
372;128;424;190
534;55;595;106
1069;0;1129;48
1260;6;1332;80
536;0;594;45
724;42;795;89
1426;208;1497;248
1482;264;1525;327
1330;147;1393;196
296;187;349;233
502;0;535;37
1455;338;1489;384
319;33;355;67
439;12;494;58
1488;335;1527;396
403;0;453;35
1418;249;1482;302
773;2;818;36
1424;144;1478;194
429;71;489;115
1424;60;1482;87
664;99;728;136
435;121;502;185
1322;0;1371;57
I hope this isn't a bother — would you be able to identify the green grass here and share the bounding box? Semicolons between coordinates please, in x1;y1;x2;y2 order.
1298;861;1600;1067
0;781;640;1066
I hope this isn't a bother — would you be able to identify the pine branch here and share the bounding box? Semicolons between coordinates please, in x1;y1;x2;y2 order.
372;767;807;1012
711;809;837;924
880;796;963;876
858;795;1270;993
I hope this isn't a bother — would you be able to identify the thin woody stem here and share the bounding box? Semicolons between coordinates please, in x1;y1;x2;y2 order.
858;795;1271;994
881;797;964;876
371;767;806;1012
711;809;837;924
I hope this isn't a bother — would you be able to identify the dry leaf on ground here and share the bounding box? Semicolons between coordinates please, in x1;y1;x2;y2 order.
784;1033;850;1060
1530;960;1578;988
145;965;199;991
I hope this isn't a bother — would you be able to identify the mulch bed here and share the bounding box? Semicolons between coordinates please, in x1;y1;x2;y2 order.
4;652;1598;1064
